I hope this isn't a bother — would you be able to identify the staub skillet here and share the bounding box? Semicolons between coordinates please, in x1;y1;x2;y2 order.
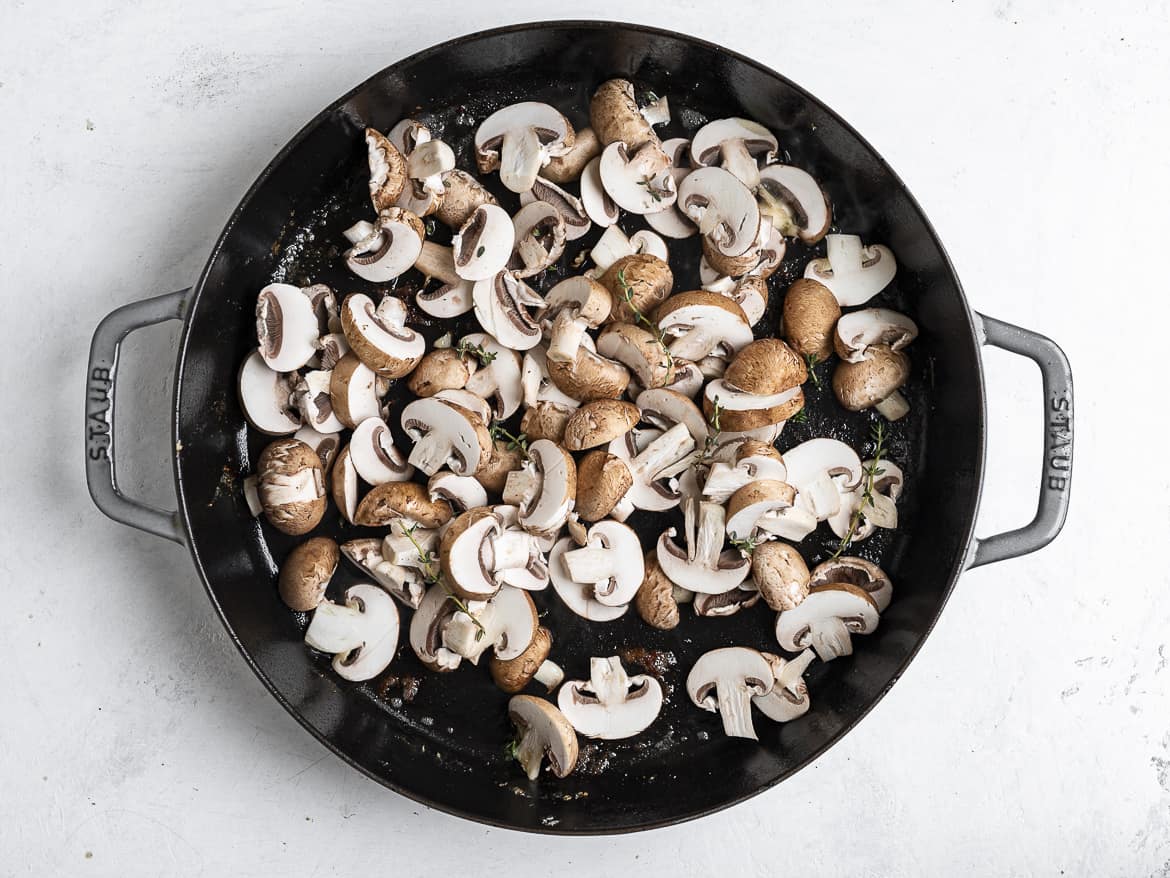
84;22;1074;833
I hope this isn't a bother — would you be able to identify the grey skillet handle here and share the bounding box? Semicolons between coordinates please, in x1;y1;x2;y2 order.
85;290;191;545
965;313;1073;569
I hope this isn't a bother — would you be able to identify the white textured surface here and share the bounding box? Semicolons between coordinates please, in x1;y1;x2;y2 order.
1;1;1166;874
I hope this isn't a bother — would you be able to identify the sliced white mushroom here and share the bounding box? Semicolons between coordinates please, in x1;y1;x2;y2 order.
756;164;831;244
588;224;636;274
557;656;663;740
645;139;697;239
596;323;674;391
340;538;424;608
725;479;797;542
293;424;341;475
548;537;629;622
677;167;762;258
775;584;881;662
510;200;566;277
579;155;619;227
636;388;709;449
657;498;751;594
703;379;803;431
472;271;545;351
452;204;514;282
508;694;579;779
474;102;575;193
686;647;774;740
501;439;577;536
441;509;549;601
400;397;490;476
347;417;413;485
304;584;399;682
386;118;432;155
543;276;612;365
560;520;643;607
442;585;537;664
409;583;463;672
598;141;677;215
256;283;320;373
431;388;493;426
427;470;488;513
290;370;344;434
782;438;864;521
609;422;695;512
724;275;768;325
656;292;753;362
521;346;581;410
238;350;301;435
754;649;817;723
344;209;425;283
702;440;787;502
803;234;897;307
521;177;591;241
340;294;425;379
834;308;919;363
330;446;359;524
458;332;523;420
416;280;475;319
329;352;382;429
690;118;778;190
407;139;455;193
827;460;904;541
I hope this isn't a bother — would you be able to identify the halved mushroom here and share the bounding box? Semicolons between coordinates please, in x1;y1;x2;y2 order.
257;438;326;535
256;283;320;373
414;241;462;287
427;470;488;514
690;118;778;190
756;164;831;244
440;508;548;602
636;388;709;448
406;348;476;398
563;399;640;451
557;656;663;740
703;378;804;431
782;278;842;361
406;139;455;195
548;537;629;622
607;423;695;512
543;126;601;183
340;294;424;379
349;417;413;485
289;370;343;434
329;353;382;429
702;438;787;501
579;156;619;227
417;279;475;320
834;308;919;363
400;397;492;476
238;350;301;435
508;694;579;780
699;254;736;295
490;627;564;694
354;480;452;530
340;537;423;608
657;499;750;593
472;271;546;351
521;346;582;410
645;138;698;239
803;234;897;307
827;459;905;541
344;208;426;283
598;141;677;214
655;292;753;362
574;450;634;522
430;387;493;426
365;128;407;212
596;323;674;390
775;583;880;662
519;401;574;444
434;169;499;230
510;200;567;277
724;338;807;396
782;438;864;521
634;550;683;630
329;445;358;524
558;520;643;607
301;283;340;334
721;275;768;326
443;585;538;665
677;167;762;259
521;178;591;241
476;439;526;496
502;439;577;535
832;344;912;420
452;204;514;281
810;556;893;612
600;253;673;324
543;276;612;364
460;333;524;420
278;537;338;611
700;214;770;278
753;649;817;723
686;647;774;740
693;584;761;617
590;78;668;164
305;583;400;682
751;541;811;611
409;584;462;672
474;102;575;193
725;479;798;542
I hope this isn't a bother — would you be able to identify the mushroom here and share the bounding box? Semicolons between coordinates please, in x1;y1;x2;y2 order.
557;656;663;740
655;291;753;363
686;647;774;740
430;388;493;426
595;322;674;391
725;479;798;542
474;102;576;193
340;537;423;608
406;348;477;398
329;445;359;524
834;308;919;363
440;509;548;602
417;279;475;320
559;520;644;607
545;336;631;404
548;537;629;622
693;584;762;617
702;438;787;502
406;139;456;197
476;439;526;496
803;234;897;307
608;422;695;512
579;155;619;227
409;584;462;672
832;344;912;420
340;294;424;379
490;627;564;694
293;424;341;476
634;550;683;630
827;460;904;541
782;438;864;521
640;92;671;126
304;585;400;683
257;438;326;535
753;649;817;723
699;254;736;295
238;350;301;435
443;585;538;665
256;283;320;373
501;439;577;535
562;399;640;451
309;330;350;372
600;254;673;324
644;138;698;239
364;128;407;212
751;541;811;611
725;338;807;395
400;396;492;476
702;378;805;431
657;499;750;593
756;165;831;243
775;584;881;662
427;470;489;514
542;126;601;183
700;215;771;278
301;283;340;334
452;204;514;281
782;278;842;361
414;241;462;286
810;556;893;612
344;208;426;283
542;276;612;365
460;333;524;420
590;79;667;164
277;537;338;611
690;118;778;190
575;450;634;522
629;359;704;402
521;178;591;241
520;401;574;444
380;519;439;578
677;167;762;259
328;352;382;429
636;388;709;447
521;346;582;410
598;141;677;214
434;169;499;229
472;271;546;352
720;275;768;326
507;695;579;780
348;416;414;485
354;480;453;529
509;200;567;277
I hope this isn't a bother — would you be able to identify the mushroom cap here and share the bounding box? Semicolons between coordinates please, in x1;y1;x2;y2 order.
340;537;424;609
654;291;754;362
406;348;476;398
548;537;629;622
752;541;811;611
507;694;580;779
579;155;619;227
703;379;805;431
257;438;327;535
700;232;764;278
634;550;680;630
754;650;816;723
472;271;545;352
294;424;341;477
590;78;661;155
522;177;592;241
476;439;526;495
256;283;320;374
329;445;359;524
344;208;426;284
600;254;674;324
510;200;567;276
723;275;768;326
782;438;864;517
278;537;338;611
400;396;492;476
834;308;919;363
556;656;663;740
656;526;751;595
348;417;413;486
677;167;762;258
365;128;407;212
542;126;601;183
355;480;453;529
409;584;462;672
575;450;634;522
832;345;911;411
561;520;644;607
238;349;301;435
782;278;842;360
513;439;578;534
685;647;774;738
340;293;424;379
459;333;524;420
432;387;493;426
434;169;499;229
724;338;808;395
563;399;640;451
474;102;575;190
810;556;893;612
595;322;674;390
545;275;613;328
645;165;698;239
693;585;762;617
757;164;831;244
804;234;897;307
520;401;575;444
690;117;778;173
427;470;489;513
725;479;797;540
453;204;515;282
490;626;554;694
775;583;881;653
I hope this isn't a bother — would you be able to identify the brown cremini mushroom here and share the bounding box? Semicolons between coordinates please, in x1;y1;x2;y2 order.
354;481;453;529
634;550;681;630
575;450;634;522
600;254;673;324
257;438;327;536
563;399;640;451
832;344;912;420
278;537;339;611
751;541;811;611
490;627;564;694
406;348;476;397
782;278;842;361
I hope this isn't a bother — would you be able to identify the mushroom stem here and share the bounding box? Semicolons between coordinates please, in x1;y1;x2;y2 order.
407;431;453;475
242;475;263;517
630;423;694;478
561;547;620;583
304;601;364;653
721;139;760;190
443;606;499;664
500;126;543;193
489;530;537;571
716;684;758;740
502;467;541;509
546;310;590;364
515;726;546;780
804;473;843;519
534;660;565;691
809;616;853;662
694;502;727;568
777;649;817;692
610;495;635;522
384;529;439;573
343;220;376;244
590;657;631;703
672;584;694;604
874;390;910;421
414;242;462;286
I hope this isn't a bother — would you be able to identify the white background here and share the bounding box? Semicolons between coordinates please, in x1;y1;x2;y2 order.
1;1;1166;875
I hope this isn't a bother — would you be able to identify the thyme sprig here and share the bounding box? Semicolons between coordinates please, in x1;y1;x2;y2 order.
489;421;529;457
616;267;673;371
790;408;809;425
456;339;497;366
730;534;759;558
698;397;724;463
402;523;486;641
829;422;888;559
805;353;823;390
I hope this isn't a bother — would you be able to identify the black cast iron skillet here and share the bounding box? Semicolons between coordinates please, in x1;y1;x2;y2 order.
84;22;1074;834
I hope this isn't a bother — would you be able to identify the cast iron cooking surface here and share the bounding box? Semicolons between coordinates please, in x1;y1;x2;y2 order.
173;22;984;833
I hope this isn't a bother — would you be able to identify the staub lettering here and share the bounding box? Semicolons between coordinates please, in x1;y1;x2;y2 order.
1046;393;1072;491
87;364;113;461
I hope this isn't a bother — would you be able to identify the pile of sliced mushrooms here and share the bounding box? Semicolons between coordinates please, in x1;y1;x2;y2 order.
238;79;920;780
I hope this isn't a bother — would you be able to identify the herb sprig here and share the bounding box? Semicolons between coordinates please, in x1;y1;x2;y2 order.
830;422;888;559
489;421;530;457
698;396;723;463
805;353;823;390
730;534;759;558
402;523;486;641
456;339;497;366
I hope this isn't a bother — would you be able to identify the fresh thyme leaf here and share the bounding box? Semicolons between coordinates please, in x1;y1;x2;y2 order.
790;408;809;424
489;421;530;456
805;353;822;390
830;422;888;559
476;245;485;258
504;738;520;760
698;397;724;462
456;339;498;366
730;535;758;557
425;218;436;236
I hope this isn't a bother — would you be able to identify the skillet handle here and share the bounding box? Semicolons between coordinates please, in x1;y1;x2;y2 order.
965;313;1073;569
85;290;190;545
